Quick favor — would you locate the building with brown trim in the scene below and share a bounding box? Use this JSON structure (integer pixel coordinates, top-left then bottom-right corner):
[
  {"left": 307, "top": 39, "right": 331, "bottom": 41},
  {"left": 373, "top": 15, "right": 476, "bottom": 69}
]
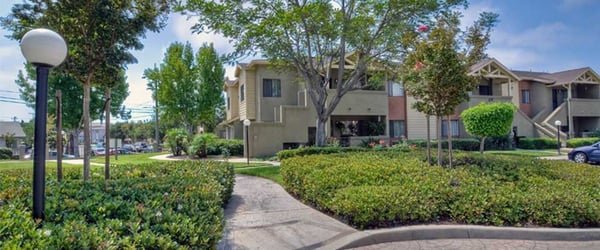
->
[{"left": 221, "top": 56, "right": 600, "bottom": 157}]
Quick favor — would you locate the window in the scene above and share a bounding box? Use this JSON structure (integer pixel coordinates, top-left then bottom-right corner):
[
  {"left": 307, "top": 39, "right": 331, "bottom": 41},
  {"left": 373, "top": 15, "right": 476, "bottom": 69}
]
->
[
  {"left": 389, "top": 120, "right": 405, "bottom": 138},
  {"left": 227, "top": 97, "right": 230, "bottom": 110},
  {"left": 441, "top": 120, "right": 459, "bottom": 137},
  {"left": 240, "top": 85, "right": 245, "bottom": 101},
  {"left": 263, "top": 79, "right": 281, "bottom": 97},
  {"left": 388, "top": 82, "right": 404, "bottom": 96},
  {"left": 478, "top": 85, "right": 491, "bottom": 95},
  {"left": 521, "top": 89, "right": 531, "bottom": 104}
]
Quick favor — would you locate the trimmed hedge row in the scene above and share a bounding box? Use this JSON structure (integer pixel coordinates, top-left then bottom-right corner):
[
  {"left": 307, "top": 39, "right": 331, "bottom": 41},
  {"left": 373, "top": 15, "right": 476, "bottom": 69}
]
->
[
  {"left": 566, "top": 137, "right": 599, "bottom": 148},
  {"left": 0, "top": 160, "right": 234, "bottom": 249},
  {"left": 407, "top": 137, "right": 512, "bottom": 151},
  {"left": 207, "top": 139, "right": 244, "bottom": 156},
  {"left": 277, "top": 146, "right": 369, "bottom": 160},
  {"left": 281, "top": 151, "right": 600, "bottom": 229},
  {"left": 0, "top": 147, "right": 12, "bottom": 159},
  {"left": 516, "top": 137, "right": 557, "bottom": 149}
]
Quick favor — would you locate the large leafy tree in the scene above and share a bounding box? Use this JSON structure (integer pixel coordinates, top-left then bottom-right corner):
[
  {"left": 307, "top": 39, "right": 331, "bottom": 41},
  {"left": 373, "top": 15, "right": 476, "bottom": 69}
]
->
[
  {"left": 461, "top": 102, "right": 516, "bottom": 154},
  {"left": 1, "top": 0, "right": 170, "bottom": 180},
  {"left": 150, "top": 42, "right": 201, "bottom": 134},
  {"left": 197, "top": 43, "right": 225, "bottom": 133},
  {"left": 401, "top": 11, "right": 498, "bottom": 166},
  {"left": 181, "top": 0, "right": 465, "bottom": 146},
  {"left": 144, "top": 42, "right": 225, "bottom": 134}
]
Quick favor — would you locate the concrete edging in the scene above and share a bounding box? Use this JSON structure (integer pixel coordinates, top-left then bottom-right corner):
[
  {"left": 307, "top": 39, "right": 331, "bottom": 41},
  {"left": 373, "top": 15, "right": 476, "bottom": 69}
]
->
[{"left": 318, "top": 225, "right": 600, "bottom": 250}]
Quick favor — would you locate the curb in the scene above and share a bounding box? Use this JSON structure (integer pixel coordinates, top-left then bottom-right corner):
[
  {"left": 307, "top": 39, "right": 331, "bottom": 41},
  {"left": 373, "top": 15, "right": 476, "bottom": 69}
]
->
[{"left": 317, "top": 225, "right": 600, "bottom": 250}]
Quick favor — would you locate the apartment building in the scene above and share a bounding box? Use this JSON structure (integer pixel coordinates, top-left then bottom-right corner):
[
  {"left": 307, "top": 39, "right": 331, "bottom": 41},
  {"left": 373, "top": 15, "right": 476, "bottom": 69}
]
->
[{"left": 221, "top": 56, "right": 600, "bottom": 157}]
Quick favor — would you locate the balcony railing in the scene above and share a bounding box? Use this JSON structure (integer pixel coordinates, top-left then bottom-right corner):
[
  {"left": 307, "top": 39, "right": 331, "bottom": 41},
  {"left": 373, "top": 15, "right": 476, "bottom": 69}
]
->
[
  {"left": 570, "top": 98, "right": 600, "bottom": 117},
  {"left": 468, "top": 95, "right": 513, "bottom": 107}
]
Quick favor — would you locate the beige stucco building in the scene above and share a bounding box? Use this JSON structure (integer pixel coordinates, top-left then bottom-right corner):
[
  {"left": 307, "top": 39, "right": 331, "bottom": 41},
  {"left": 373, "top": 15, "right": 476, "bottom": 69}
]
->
[{"left": 221, "top": 57, "right": 600, "bottom": 157}]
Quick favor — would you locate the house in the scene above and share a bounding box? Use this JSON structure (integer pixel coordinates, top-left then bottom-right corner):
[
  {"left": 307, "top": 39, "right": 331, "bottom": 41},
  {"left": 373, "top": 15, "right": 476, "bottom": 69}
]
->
[
  {"left": 0, "top": 121, "right": 26, "bottom": 154},
  {"left": 222, "top": 56, "right": 600, "bottom": 157}
]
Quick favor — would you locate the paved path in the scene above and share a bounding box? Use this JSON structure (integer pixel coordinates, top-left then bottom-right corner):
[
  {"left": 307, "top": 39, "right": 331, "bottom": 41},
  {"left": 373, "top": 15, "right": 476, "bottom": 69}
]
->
[{"left": 218, "top": 175, "right": 356, "bottom": 250}]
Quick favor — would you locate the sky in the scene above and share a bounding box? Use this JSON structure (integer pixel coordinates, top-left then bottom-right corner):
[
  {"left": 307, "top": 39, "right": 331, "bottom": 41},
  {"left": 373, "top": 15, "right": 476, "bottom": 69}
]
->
[{"left": 1, "top": 0, "right": 599, "bottom": 123}]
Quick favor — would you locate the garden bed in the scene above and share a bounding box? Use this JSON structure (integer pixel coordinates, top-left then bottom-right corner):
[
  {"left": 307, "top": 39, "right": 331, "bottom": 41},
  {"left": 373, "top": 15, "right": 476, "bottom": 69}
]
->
[
  {"left": 280, "top": 150, "right": 600, "bottom": 229},
  {"left": 0, "top": 161, "right": 234, "bottom": 249}
]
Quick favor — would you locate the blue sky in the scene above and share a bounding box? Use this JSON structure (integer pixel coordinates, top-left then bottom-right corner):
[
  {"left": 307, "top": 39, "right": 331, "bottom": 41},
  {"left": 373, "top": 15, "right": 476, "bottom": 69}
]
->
[{"left": 1, "top": 0, "right": 599, "bottom": 122}]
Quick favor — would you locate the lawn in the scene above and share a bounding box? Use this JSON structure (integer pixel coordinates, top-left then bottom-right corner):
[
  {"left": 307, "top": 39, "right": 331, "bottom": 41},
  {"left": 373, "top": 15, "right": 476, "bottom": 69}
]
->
[
  {"left": 90, "top": 152, "right": 168, "bottom": 165},
  {"left": 235, "top": 166, "right": 282, "bottom": 184},
  {"left": 0, "top": 160, "right": 80, "bottom": 170}
]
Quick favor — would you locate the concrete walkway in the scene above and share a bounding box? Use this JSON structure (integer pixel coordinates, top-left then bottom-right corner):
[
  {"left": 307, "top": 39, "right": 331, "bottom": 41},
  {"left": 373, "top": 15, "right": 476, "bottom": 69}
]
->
[{"left": 218, "top": 175, "right": 356, "bottom": 250}]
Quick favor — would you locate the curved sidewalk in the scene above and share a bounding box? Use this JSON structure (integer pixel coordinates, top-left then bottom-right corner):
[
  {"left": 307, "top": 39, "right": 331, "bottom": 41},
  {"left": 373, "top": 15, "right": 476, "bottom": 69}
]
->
[{"left": 225, "top": 175, "right": 600, "bottom": 250}]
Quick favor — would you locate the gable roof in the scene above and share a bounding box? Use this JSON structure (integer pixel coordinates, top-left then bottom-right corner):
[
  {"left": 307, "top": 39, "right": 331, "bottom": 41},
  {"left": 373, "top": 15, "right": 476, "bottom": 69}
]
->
[
  {"left": 0, "top": 122, "right": 26, "bottom": 138},
  {"left": 512, "top": 67, "right": 600, "bottom": 86},
  {"left": 469, "top": 58, "right": 520, "bottom": 82}
]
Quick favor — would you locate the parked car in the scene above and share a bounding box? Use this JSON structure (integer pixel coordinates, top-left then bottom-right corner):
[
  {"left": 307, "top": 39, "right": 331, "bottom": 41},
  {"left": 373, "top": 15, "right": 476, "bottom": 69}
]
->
[
  {"left": 568, "top": 141, "right": 600, "bottom": 164},
  {"left": 49, "top": 150, "right": 76, "bottom": 159}
]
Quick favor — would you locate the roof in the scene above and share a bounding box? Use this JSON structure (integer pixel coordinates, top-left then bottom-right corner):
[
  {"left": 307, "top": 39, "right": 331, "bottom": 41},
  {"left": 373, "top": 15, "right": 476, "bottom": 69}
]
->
[
  {"left": 512, "top": 67, "right": 599, "bottom": 86},
  {"left": 0, "top": 122, "right": 26, "bottom": 138}
]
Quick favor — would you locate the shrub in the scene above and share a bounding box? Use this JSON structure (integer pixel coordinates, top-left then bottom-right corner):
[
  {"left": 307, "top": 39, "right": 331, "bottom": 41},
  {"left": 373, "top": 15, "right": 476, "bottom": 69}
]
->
[
  {"left": 0, "top": 147, "right": 12, "bottom": 159},
  {"left": 517, "top": 137, "right": 557, "bottom": 149},
  {"left": 281, "top": 151, "right": 600, "bottom": 229},
  {"left": 207, "top": 139, "right": 244, "bottom": 156},
  {"left": 566, "top": 137, "right": 599, "bottom": 148},
  {"left": 0, "top": 160, "right": 234, "bottom": 248},
  {"left": 163, "top": 129, "right": 189, "bottom": 156},
  {"left": 276, "top": 146, "right": 368, "bottom": 160},
  {"left": 189, "top": 133, "right": 218, "bottom": 158}
]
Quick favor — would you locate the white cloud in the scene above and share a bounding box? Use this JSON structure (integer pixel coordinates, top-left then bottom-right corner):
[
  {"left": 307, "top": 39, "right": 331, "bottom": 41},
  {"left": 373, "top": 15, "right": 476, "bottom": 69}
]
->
[
  {"left": 492, "top": 23, "right": 569, "bottom": 50},
  {"left": 172, "top": 15, "right": 234, "bottom": 55},
  {"left": 461, "top": 1, "right": 498, "bottom": 28},
  {"left": 487, "top": 47, "right": 543, "bottom": 69}
]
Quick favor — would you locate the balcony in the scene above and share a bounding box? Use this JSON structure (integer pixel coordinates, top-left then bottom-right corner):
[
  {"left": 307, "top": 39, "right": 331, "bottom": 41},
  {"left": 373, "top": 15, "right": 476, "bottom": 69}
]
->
[
  {"left": 467, "top": 95, "right": 513, "bottom": 107},
  {"left": 570, "top": 98, "right": 600, "bottom": 117}
]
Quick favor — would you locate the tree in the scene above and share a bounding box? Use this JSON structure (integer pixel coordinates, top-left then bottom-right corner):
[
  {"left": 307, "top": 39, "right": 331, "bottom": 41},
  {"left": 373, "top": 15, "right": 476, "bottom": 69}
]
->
[
  {"left": 181, "top": 0, "right": 465, "bottom": 146},
  {"left": 2, "top": 0, "right": 170, "bottom": 180},
  {"left": 401, "top": 12, "right": 498, "bottom": 166},
  {"left": 145, "top": 42, "right": 225, "bottom": 134},
  {"left": 461, "top": 102, "right": 516, "bottom": 154},
  {"left": 197, "top": 43, "right": 225, "bottom": 133},
  {"left": 14, "top": 65, "right": 129, "bottom": 155}
]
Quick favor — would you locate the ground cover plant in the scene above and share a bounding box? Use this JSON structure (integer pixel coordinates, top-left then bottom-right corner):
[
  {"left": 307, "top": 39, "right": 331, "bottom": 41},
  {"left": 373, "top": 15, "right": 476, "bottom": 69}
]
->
[
  {"left": 0, "top": 160, "right": 234, "bottom": 249},
  {"left": 280, "top": 150, "right": 600, "bottom": 229}
]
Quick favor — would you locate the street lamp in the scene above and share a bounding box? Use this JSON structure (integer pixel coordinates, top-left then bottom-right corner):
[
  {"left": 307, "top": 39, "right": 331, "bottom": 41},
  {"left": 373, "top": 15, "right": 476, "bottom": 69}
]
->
[
  {"left": 243, "top": 119, "right": 251, "bottom": 166},
  {"left": 20, "top": 28, "right": 67, "bottom": 220},
  {"left": 554, "top": 120, "right": 562, "bottom": 155}
]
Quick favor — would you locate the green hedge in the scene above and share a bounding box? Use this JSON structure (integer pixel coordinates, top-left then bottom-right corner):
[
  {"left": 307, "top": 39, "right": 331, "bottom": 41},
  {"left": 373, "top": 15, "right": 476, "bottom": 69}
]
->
[
  {"left": 0, "top": 160, "right": 234, "bottom": 249},
  {"left": 281, "top": 151, "right": 600, "bottom": 229},
  {"left": 277, "top": 146, "right": 369, "bottom": 160},
  {"left": 566, "top": 137, "right": 599, "bottom": 148},
  {"left": 407, "top": 137, "right": 512, "bottom": 151},
  {"left": 207, "top": 139, "right": 244, "bottom": 156},
  {"left": 0, "top": 147, "right": 12, "bottom": 159},
  {"left": 516, "top": 137, "right": 557, "bottom": 149}
]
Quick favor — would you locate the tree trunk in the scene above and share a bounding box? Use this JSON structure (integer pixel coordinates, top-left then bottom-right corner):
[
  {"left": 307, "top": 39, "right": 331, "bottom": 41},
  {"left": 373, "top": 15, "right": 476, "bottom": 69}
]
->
[
  {"left": 83, "top": 81, "right": 91, "bottom": 181},
  {"left": 315, "top": 117, "right": 328, "bottom": 146},
  {"left": 104, "top": 88, "right": 111, "bottom": 180},
  {"left": 479, "top": 136, "right": 486, "bottom": 154},
  {"left": 426, "top": 115, "right": 431, "bottom": 165},
  {"left": 56, "top": 90, "right": 63, "bottom": 182},
  {"left": 447, "top": 115, "right": 453, "bottom": 168},
  {"left": 436, "top": 116, "right": 442, "bottom": 166}
]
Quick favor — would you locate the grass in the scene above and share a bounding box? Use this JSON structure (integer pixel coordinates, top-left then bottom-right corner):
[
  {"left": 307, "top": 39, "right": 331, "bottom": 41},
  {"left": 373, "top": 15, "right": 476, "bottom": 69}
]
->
[
  {"left": 90, "top": 152, "right": 167, "bottom": 165},
  {"left": 235, "top": 166, "right": 282, "bottom": 184},
  {"left": 0, "top": 160, "right": 80, "bottom": 170}
]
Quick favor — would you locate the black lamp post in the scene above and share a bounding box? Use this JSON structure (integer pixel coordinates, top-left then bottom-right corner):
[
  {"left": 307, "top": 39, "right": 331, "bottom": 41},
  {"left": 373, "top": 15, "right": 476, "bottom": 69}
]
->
[
  {"left": 554, "top": 120, "right": 562, "bottom": 155},
  {"left": 20, "top": 28, "right": 67, "bottom": 220},
  {"left": 243, "top": 119, "right": 251, "bottom": 166}
]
